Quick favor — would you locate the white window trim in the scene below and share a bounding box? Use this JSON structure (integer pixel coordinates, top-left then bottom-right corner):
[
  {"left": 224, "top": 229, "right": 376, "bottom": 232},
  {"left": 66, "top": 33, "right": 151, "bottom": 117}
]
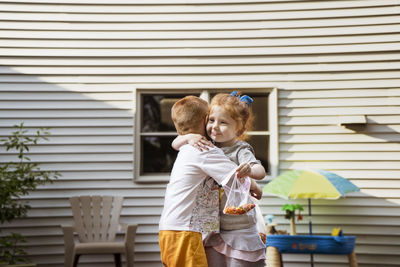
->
[
  {"left": 134, "top": 87, "right": 279, "bottom": 183},
  {"left": 267, "top": 87, "right": 279, "bottom": 181}
]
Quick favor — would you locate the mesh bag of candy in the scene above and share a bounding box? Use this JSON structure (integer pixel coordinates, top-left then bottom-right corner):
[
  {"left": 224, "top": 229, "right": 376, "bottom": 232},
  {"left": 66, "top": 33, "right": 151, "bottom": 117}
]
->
[{"left": 223, "top": 175, "right": 255, "bottom": 215}]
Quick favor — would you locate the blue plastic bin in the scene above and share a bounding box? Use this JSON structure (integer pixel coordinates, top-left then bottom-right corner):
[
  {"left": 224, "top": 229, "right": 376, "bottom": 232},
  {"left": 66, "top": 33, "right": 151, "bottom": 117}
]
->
[{"left": 266, "top": 235, "right": 355, "bottom": 254}]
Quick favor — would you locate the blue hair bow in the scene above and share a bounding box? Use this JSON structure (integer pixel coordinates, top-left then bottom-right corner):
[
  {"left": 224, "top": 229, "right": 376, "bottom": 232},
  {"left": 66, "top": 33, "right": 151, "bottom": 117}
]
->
[
  {"left": 230, "top": 91, "right": 239, "bottom": 97},
  {"left": 230, "top": 91, "right": 253, "bottom": 106}
]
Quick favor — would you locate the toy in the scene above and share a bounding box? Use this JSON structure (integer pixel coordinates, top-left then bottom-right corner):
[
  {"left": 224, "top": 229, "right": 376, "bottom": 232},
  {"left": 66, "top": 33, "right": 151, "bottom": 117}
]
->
[
  {"left": 282, "top": 203, "right": 304, "bottom": 235},
  {"left": 331, "top": 227, "right": 343, "bottom": 236},
  {"left": 265, "top": 214, "right": 288, "bottom": 236}
]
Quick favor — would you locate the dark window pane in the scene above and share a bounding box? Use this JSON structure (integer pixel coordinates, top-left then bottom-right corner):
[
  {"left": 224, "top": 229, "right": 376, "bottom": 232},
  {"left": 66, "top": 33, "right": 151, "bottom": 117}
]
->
[
  {"left": 139, "top": 91, "right": 270, "bottom": 177},
  {"left": 141, "top": 136, "right": 178, "bottom": 173},
  {"left": 251, "top": 94, "right": 269, "bottom": 131},
  {"left": 247, "top": 135, "right": 269, "bottom": 174},
  {"left": 141, "top": 94, "right": 192, "bottom": 132}
]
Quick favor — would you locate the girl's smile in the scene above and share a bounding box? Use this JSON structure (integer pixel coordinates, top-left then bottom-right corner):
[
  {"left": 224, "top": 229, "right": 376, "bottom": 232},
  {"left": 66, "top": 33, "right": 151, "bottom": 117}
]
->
[{"left": 206, "top": 106, "right": 238, "bottom": 147}]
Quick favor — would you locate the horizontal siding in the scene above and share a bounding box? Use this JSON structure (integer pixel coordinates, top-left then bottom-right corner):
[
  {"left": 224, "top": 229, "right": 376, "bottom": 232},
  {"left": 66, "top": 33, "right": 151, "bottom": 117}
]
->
[
  {"left": 2, "top": 15, "right": 400, "bottom": 31},
  {"left": 0, "top": 1, "right": 398, "bottom": 12},
  {"left": 1, "top": 44, "right": 399, "bottom": 55},
  {"left": 0, "top": 7, "right": 399, "bottom": 21},
  {"left": 1, "top": 73, "right": 400, "bottom": 84},
  {"left": 0, "top": 0, "right": 399, "bottom": 267},
  {"left": 1, "top": 53, "right": 400, "bottom": 66},
  {"left": 0, "top": 83, "right": 141, "bottom": 266},
  {"left": 2, "top": 62, "right": 400, "bottom": 74},
  {"left": 1, "top": 26, "right": 400, "bottom": 39}
]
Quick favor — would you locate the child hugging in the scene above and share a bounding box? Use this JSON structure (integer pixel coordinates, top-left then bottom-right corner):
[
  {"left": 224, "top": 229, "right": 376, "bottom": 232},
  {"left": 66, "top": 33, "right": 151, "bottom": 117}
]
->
[{"left": 174, "top": 91, "right": 266, "bottom": 267}]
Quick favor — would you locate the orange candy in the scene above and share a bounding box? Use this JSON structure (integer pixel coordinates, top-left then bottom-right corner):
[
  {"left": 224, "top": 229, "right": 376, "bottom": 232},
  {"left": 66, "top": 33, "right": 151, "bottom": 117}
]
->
[
  {"left": 259, "top": 233, "right": 267, "bottom": 244},
  {"left": 224, "top": 203, "right": 255, "bottom": 215}
]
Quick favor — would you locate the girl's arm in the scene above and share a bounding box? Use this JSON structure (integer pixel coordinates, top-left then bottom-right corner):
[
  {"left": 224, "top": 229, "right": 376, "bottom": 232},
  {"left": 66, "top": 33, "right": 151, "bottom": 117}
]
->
[
  {"left": 172, "top": 134, "right": 213, "bottom": 151},
  {"left": 249, "top": 163, "right": 266, "bottom": 180},
  {"left": 236, "top": 162, "right": 266, "bottom": 180},
  {"left": 250, "top": 179, "right": 262, "bottom": 200}
]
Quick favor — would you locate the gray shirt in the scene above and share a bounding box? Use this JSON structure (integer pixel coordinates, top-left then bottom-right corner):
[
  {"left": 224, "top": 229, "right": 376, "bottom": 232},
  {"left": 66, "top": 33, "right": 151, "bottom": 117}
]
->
[
  {"left": 205, "top": 140, "right": 265, "bottom": 252},
  {"left": 220, "top": 141, "right": 260, "bottom": 231}
]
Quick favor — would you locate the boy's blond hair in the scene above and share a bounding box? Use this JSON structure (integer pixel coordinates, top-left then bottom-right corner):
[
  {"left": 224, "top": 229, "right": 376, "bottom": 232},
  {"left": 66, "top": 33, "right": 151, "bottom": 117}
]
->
[{"left": 171, "top": 95, "right": 209, "bottom": 135}]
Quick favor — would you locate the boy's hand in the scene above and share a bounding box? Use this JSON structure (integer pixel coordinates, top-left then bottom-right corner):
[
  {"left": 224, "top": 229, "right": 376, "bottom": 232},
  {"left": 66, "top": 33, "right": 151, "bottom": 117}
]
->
[
  {"left": 236, "top": 162, "right": 251, "bottom": 178},
  {"left": 188, "top": 134, "right": 213, "bottom": 151}
]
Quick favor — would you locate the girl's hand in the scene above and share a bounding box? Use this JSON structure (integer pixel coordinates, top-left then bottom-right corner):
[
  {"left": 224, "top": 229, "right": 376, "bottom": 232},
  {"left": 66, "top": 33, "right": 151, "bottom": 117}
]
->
[
  {"left": 236, "top": 162, "right": 251, "bottom": 178},
  {"left": 250, "top": 179, "right": 262, "bottom": 200},
  {"left": 172, "top": 134, "right": 213, "bottom": 151},
  {"left": 250, "top": 187, "right": 262, "bottom": 200},
  {"left": 188, "top": 134, "right": 213, "bottom": 151}
]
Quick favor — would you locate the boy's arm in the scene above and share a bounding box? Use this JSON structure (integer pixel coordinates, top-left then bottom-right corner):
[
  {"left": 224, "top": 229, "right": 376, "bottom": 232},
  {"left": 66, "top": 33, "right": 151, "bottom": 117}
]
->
[
  {"left": 201, "top": 148, "right": 238, "bottom": 186},
  {"left": 171, "top": 134, "right": 213, "bottom": 151}
]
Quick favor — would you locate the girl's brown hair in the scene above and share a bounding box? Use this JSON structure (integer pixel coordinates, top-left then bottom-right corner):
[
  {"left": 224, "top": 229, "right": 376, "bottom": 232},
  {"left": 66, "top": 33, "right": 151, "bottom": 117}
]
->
[{"left": 209, "top": 92, "right": 254, "bottom": 140}]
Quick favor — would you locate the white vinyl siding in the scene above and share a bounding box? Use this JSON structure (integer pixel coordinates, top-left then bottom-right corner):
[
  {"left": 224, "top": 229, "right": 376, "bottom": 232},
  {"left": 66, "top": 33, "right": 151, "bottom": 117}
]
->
[{"left": 0, "top": 0, "right": 399, "bottom": 266}]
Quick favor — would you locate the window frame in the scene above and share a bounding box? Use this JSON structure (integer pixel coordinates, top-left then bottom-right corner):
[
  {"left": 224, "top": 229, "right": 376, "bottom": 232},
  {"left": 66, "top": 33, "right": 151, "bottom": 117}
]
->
[{"left": 134, "top": 88, "right": 278, "bottom": 183}]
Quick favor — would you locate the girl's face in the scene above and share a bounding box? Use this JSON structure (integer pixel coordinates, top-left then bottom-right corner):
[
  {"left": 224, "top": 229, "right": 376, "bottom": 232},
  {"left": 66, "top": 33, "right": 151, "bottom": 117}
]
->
[{"left": 206, "top": 105, "right": 238, "bottom": 147}]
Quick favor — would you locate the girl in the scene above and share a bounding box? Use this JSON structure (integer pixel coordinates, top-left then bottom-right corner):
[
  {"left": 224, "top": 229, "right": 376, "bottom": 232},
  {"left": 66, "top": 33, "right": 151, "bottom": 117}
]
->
[{"left": 173, "top": 91, "right": 266, "bottom": 267}]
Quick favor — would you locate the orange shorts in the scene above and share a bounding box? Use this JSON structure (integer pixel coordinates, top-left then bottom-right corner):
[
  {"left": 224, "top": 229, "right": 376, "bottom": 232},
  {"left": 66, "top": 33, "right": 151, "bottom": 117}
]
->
[{"left": 159, "top": 230, "right": 208, "bottom": 267}]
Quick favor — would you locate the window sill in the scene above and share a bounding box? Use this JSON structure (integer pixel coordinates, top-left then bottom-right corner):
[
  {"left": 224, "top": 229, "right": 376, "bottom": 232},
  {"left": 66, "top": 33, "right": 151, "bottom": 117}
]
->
[{"left": 135, "top": 174, "right": 170, "bottom": 183}]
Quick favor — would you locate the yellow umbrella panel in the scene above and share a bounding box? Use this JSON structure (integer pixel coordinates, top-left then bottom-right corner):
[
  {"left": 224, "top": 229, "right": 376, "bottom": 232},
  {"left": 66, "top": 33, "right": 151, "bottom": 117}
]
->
[{"left": 288, "top": 171, "right": 341, "bottom": 200}]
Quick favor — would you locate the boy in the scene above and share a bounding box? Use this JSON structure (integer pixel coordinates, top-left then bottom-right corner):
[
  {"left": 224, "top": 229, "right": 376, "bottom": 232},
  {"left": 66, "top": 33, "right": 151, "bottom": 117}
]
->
[{"left": 159, "top": 96, "right": 238, "bottom": 267}]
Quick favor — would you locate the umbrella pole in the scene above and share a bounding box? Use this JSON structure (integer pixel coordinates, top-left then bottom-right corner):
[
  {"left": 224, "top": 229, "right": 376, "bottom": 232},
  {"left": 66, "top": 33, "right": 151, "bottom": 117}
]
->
[
  {"left": 308, "top": 198, "right": 312, "bottom": 235},
  {"left": 309, "top": 198, "right": 314, "bottom": 267}
]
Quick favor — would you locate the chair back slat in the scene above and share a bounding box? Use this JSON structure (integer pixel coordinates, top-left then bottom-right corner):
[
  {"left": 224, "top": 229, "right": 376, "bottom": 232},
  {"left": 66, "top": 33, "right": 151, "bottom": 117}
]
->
[
  {"left": 92, "top": 196, "right": 102, "bottom": 241},
  {"left": 69, "top": 195, "right": 123, "bottom": 243},
  {"left": 99, "top": 196, "right": 113, "bottom": 241},
  {"left": 70, "top": 197, "right": 88, "bottom": 242},
  {"left": 108, "top": 196, "right": 124, "bottom": 241},
  {"left": 81, "top": 196, "right": 95, "bottom": 242}
]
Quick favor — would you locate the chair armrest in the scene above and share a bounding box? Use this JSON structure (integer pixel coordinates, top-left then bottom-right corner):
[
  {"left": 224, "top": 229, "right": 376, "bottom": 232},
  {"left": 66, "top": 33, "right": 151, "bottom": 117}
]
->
[
  {"left": 61, "top": 224, "right": 75, "bottom": 248},
  {"left": 124, "top": 224, "right": 138, "bottom": 250}
]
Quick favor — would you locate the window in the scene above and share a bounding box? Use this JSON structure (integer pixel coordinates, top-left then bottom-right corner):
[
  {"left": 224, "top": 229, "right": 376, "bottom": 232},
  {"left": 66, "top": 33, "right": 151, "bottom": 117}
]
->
[{"left": 134, "top": 89, "right": 278, "bottom": 182}]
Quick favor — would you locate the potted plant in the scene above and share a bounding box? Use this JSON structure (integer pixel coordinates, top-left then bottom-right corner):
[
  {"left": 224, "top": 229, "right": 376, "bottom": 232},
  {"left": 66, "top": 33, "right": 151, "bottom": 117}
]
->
[
  {"left": 0, "top": 123, "right": 60, "bottom": 266},
  {"left": 282, "top": 203, "right": 304, "bottom": 235}
]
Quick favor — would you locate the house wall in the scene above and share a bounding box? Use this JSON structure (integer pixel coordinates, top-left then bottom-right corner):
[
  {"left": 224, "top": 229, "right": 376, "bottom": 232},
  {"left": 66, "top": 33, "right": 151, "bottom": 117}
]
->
[{"left": 0, "top": 0, "right": 399, "bottom": 266}]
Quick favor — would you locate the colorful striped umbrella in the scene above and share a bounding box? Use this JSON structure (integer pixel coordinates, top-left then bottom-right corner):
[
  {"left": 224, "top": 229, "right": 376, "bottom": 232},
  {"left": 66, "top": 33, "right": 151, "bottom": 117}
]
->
[
  {"left": 263, "top": 169, "right": 360, "bottom": 267},
  {"left": 263, "top": 169, "right": 360, "bottom": 234},
  {"left": 263, "top": 169, "right": 360, "bottom": 201}
]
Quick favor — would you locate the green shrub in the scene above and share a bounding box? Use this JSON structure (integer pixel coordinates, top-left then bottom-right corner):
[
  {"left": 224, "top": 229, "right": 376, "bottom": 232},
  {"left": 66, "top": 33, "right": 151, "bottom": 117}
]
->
[{"left": 0, "top": 123, "right": 60, "bottom": 265}]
